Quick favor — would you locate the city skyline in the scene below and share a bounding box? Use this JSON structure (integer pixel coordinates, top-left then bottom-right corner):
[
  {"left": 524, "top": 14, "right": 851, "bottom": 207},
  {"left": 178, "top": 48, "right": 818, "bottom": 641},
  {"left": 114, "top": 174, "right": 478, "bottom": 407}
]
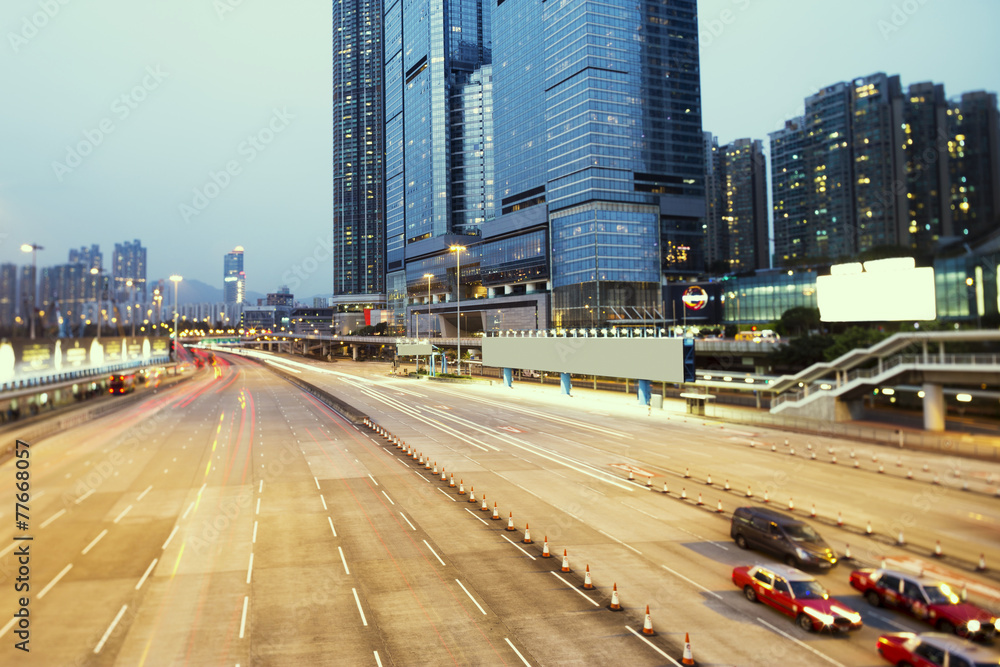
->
[{"left": 1, "top": 1, "right": 999, "bottom": 295}]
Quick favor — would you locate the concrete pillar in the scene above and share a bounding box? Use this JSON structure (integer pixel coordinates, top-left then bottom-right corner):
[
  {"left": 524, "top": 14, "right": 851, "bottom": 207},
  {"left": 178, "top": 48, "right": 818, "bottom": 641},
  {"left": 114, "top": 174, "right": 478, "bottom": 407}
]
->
[
  {"left": 505, "top": 285, "right": 515, "bottom": 295},
  {"left": 488, "top": 287, "right": 496, "bottom": 298},
  {"left": 637, "top": 379, "right": 651, "bottom": 406},
  {"left": 922, "top": 383, "right": 945, "bottom": 432},
  {"left": 503, "top": 368, "right": 513, "bottom": 388},
  {"left": 351, "top": 344, "right": 358, "bottom": 361},
  {"left": 441, "top": 356, "right": 448, "bottom": 374},
  {"left": 560, "top": 372, "right": 571, "bottom": 396},
  {"left": 525, "top": 283, "right": 536, "bottom": 294},
  {"left": 430, "top": 355, "right": 436, "bottom": 376}
]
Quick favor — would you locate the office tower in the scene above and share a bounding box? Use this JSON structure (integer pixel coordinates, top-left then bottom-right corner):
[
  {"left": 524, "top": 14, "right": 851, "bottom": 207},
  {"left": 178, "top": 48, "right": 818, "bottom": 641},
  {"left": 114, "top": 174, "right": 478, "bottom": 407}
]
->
[
  {"left": 333, "top": 0, "right": 385, "bottom": 300},
  {"left": 714, "top": 138, "right": 768, "bottom": 272},
  {"left": 948, "top": 91, "right": 1000, "bottom": 239},
  {"left": 904, "top": 82, "right": 952, "bottom": 250},
  {"left": 0, "top": 264, "right": 16, "bottom": 328},
  {"left": 491, "top": 0, "right": 705, "bottom": 328},
  {"left": 450, "top": 65, "right": 495, "bottom": 234},
  {"left": 770, "top": 119, "right": 811, "bottom": 265},
  {"left": 703, "top": 134, "right": 724, "bottom": 271},
  {"left": 851, "top": 73, "right": 908, "bottom": 252},
  {"left": 112, "top": 239, "right": 147, "bottom": 302},
  {"left": 223, "top": 246, "right": 246, "bottom": 305}
]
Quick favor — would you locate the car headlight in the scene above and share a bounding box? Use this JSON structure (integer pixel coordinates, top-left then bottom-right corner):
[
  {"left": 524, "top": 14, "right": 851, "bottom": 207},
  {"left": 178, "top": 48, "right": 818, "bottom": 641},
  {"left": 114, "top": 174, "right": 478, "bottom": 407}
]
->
[
  {"left": 795, "top": 548, "right": 810, "bottom": 560},
  {"left": 994, "top": 618, "right": 1000, "bottom": 632},
  {"left": 831, "top": 605, "right": 861, "bottom": 623},
  {"left": 967, "top": 620, "right": 981, "bottom": 633},
  {"left": 804, "top": 607, "right": 834, "bottom": 625}
]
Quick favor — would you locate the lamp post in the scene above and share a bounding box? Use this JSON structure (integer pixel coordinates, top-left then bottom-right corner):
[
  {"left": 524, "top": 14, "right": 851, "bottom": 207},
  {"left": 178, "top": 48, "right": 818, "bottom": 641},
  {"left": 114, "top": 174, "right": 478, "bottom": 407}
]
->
[
  {"left": 20, "top": 243, "right": 43, "bottom": 339},
  {"left": 420, "top": 273, "right": 434, "bottom": 372},
  {"left": 170, "top": 275, "right": 183, "bottom": 362},
  {"left": 449, "top": 245, "right": 466, "bottom": 375}
]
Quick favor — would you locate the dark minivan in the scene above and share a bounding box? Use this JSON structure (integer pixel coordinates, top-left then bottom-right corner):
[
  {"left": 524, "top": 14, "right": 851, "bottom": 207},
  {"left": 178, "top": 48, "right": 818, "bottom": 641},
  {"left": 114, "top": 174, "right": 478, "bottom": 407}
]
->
[{"left": 731, "top": 507, "right": 838, "bottom": 569}]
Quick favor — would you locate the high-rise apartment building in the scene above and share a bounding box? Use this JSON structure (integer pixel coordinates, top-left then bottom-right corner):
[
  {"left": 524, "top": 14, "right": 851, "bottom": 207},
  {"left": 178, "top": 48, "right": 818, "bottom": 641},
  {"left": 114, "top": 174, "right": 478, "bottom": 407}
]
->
[
  {"left": 705, "top": 137, "right": 768, "bottom": 272},
  {"left": 334, "top": 0, "right": 385, "bottom": 302},
  {"left": 112, "top": 239, "right": 147, "bottom": 303},
  {"left": 948, "top": 91, "right": 1000, "bottom": 239},
  {"left": 904, "top": 82, "right": 952, "bottom": 250},
  {"left": 703, "top": 134, "right": 724, "bottom": 272},
  {"left": 223, "top": 247, "right": 246, "bottom": 305},
  {"left": 68, "top": 245, "right": 102, "bottom": 271},
  {"left": 771, "top": 119, "right": 811, "bottom": 265},
  {"left": 0, "top": 264, "right": 17, "bottom": 328}
]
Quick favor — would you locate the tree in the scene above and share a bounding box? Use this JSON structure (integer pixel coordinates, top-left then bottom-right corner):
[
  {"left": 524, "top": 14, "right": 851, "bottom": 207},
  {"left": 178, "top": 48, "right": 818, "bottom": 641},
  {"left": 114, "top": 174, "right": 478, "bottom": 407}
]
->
[
  {"left": 822, "top": 326, "right": 889, "bottom": 362},
  {"left": 766, "top": 335, "right": 834, "bottom": 371},
  {"left": 778, "top": 307, "right": 821, "bottom": 337}
]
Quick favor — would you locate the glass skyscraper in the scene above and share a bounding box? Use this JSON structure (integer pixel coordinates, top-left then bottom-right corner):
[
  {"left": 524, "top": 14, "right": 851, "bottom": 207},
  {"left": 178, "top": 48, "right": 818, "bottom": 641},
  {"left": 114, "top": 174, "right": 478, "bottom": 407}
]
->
[
  {"left": 704, "top": 135, "right": 768, "bottom": 273},
  {"left": 223, "top": 246, "right": 246, "bottom": 305},
  {"left": 111, "top": 239, "right": 147, "bottom": 303}
]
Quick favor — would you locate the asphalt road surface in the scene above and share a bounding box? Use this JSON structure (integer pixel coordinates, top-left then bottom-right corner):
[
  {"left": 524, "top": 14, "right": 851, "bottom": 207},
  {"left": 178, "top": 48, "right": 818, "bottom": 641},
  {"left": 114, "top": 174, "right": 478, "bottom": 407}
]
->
[{"left": 1, "top": 351, "right": 998, "bottom": 666}]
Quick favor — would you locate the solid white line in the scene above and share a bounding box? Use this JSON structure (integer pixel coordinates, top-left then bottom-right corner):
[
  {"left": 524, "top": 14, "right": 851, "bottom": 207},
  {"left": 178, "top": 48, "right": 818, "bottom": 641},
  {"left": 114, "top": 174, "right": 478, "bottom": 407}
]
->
[
  {"left": 328, "top": 517, "right": 338, "bottom": 537},
  {"left": 0, "top": 616, "right": 17, "bottom": 638},
  {"left": 623, "top": 542, "right": 642, "bottom": 555},
  {"left": 399, "top": 512, "right": 417, "bottom": 530},
  {"left": 314, "top": 476, "right": 321, "bottom": 490},
  {"left": 352, "top": 587, "right": 368, "bottom": 626},
  {"left": 82, "top": 529, "right": 109, "bottom": 555},
  {"left": 549, "top": 571, "right": 600, "bottom": 607},
  {"left": 465, "top": 508, "right": 490, "bottom": 525},
  {"left": 867, "top": 610, "right": 913, "bottom": 631},
  {"left": 455, "top": 579, "right": 487, "bottom": 615},
  {"left": 246, "top": 553, "right": 254, "bottom": 584},
  {"left": 113, "top": 504, "right": 133, "bottom": 524},
  {"left": 197, "top": 483, "right": 206, "bottom": 496},
  {"left": 505, "top": 638, "right": 532, "bottom": 667},
  {"left": 423, "top": 540, "right": 446, "bottom": 566},
  {"left": 252, "top": 521, "right": 258, "bottom": 544},
  {"left": 414, "top": 470, "right": 431, "bottom": 482},
  {"left": 625, "top": 626, "right": 681, "bottom": 666},
  {"left": 94, "top": 605, "right": 128, "bottom": 653},
  {"left": 75, "top": 488, "right": 95, "bottom": 504},
  {"left": 258, "top": 480, "right": 263, "bottom": 493},
  {"left": 135, "top": 558, "right": 158, "bottom": 590},
  {"left": 374, "top": 650, "right": 383, "bottom": 667},
  {"left": 182, "top": 501, "right": 195, "bottom": 519},
  {"left": 436, "top": 488, "right": 457, "bottom": 502},
  {"left": 338, "top": 546, "right": 350, "bottom": 574},
  {"left": 661, "top": 564, "right": 723, "bottom": 600},
  {"left": 37, "top": 563, "right": 73, "bottom": 599},
  {"left": 137, "top": 485, "right": 153, "bottom": 501},
  {"left": 255, "top": 498, "right": 261, "bottom": 515},
  {"left": 40, "top": 508, "right": 66, "bottom": 528},
  {"left": 239, "top": 596, "right": 249, "bottom": 638},
  {"left": 162, "top": 526, "right": 179, "bottom": 549},
  {"left": 501, "top": 535, "right": 537, "bottom": 561},
  {"left": 368, "top": 473, "right": 379, "bottom": 486},
  {"left": 320, "top": 495, "right": 328, "bottom": 510},
  {"left": 757, "top": 618, "right": 846, "bottom": 666},
  {"left": 381, "top": 490, "right": 395, "bottom": 505}
]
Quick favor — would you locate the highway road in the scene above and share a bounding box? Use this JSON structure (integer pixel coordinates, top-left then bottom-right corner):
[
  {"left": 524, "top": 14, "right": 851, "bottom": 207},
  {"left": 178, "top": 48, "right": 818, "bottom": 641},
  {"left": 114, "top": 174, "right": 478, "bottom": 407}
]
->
[{"left": 1, "top": 350, "right": 998, "bottom": 666}]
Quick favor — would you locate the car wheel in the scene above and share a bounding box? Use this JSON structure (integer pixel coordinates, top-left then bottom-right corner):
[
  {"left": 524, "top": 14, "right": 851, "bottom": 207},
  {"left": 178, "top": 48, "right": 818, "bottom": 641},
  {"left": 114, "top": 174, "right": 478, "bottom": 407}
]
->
[
  {"left": 937, "top": 619, "right": 956, "bottom": 635},
  {"left": 744, "top": 586, "right": 758, "bottom": 603},
  {"left": 865, "top": 590, "right": 882, "bottom": 607},
  {"left": 735, "top": 535, "right": 748, "bottom": 549},
  {"left": 897, "top": 663, "right": 914, "bottom": 667},
  {"left": 797, "top": 614, "right": 814, "bottom": 632}
]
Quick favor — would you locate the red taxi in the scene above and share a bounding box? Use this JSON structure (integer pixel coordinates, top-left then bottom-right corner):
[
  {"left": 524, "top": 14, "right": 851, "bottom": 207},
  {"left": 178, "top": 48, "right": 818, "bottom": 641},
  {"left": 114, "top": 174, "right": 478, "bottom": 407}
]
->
[
  {"left": 733, "top": 563, "right": 863, "bottom": 633},
  {"left": 877, "top": 632, "right": 1000, "bottom": 666}
]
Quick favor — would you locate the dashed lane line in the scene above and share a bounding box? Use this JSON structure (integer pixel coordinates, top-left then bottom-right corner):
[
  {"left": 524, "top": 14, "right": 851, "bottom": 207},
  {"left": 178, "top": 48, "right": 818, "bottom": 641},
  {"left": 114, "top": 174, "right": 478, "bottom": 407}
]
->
[
  {"left": 505, "top": 638, "right": 533, "bottom": 667},
  {"left": 436, "top": 487, "right": 457, "bottom": 502},
  {"left": 40, "top": 508, "right": 66, "bottom": 529},
  {"left": 549, "top": 572, "right": 600, "bottom": 607},
  {"left": 239, "top": 596, "right": 249, "bottom": 639},
  {"left": 135, "top": 558, "right": 158, "bottom": 590},
  {"left": 328, "top": 517, "right": 338, "bottom": 537},
  {"left": 37, "top": 563, "right": 73, "bottom": 599},
  {"left": 660, "top": 564, "right": 723, "bottom": 600},
  {"left": 338, "top": 546, "right": 350, "bottom": 574},
  {"left": 82, "top": 530, "right": 109, "bottom": 555},
  {"left": 113, "top": 505, "right": 133, "bottom": 524},
  {"left": 625, "top": 626, "right": 682, "bottom": 666},
  {"left": 162, "top": 526, "right": 179, "bottom": 550},
  {"left": 352, "top": 588, "right": 368, "bottom": 627},
  {"left": 501, "top": 535, "right": 537, "bottom": 561},
  {"left": 455, "top": 579, "right": 487, "bottom": 615},
  {"left": 399, "top": 512, "right": 417, "bottom": 530},
  {"left": 381, "top": 490, "right": 395, "bottom": 505},
  {"left": 94, "top": 604, "right": 128, "bottom": 654},
  {"left": 423, "top": 539, "right": 447, "bottom": 566},
  {"left": 756, "top": 618, "right": 846, "bottom": 667}
]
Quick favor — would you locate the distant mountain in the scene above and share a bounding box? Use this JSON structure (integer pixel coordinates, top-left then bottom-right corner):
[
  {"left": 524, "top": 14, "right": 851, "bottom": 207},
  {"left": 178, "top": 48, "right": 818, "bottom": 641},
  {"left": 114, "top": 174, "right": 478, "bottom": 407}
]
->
[{"left": 173, "top": 278, "right": 264, "bottom": 305}]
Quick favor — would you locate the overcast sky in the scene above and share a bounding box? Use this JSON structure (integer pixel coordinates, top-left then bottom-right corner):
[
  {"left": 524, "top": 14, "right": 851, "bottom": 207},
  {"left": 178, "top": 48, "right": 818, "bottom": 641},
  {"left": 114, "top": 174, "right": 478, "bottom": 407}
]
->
[{"left": 1, "top": 1, "right": 998, "bottom": 300}]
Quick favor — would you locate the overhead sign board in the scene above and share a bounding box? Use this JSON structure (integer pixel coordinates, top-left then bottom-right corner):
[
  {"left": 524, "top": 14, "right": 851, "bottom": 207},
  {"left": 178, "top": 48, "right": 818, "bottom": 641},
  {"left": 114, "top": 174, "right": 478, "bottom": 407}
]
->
[
  {"left": 396, "top": 341, "right": 433, "bottom": 356},
  {"left": 483, "top": 337, "right": 687, "bottom": 382}
]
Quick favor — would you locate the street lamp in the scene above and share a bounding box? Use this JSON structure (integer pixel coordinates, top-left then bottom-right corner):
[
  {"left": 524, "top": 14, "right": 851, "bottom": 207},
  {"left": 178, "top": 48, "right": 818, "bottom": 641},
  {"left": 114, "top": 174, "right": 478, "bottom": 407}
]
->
[
  {"left": 449, "top": 245, "right": 466, "bottom": 375},
  {"left": 170, "top": 275, "right": 183, "bottom": 361},
  {"left": 21, "top": 243, "right": 43, "bottom": 339}
]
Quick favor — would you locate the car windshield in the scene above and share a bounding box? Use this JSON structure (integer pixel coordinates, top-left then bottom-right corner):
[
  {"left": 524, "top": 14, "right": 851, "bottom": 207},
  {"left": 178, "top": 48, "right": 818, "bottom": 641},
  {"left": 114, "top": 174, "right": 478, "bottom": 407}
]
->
[
  {"left": 923, "top": 583, "right": 960, "bottom": 605},
  {"left": 789, "top": 580, "right": 827, "bottom": 599},
  {"left": 782, "top": 524, "right": 821, "bottom": 543}
]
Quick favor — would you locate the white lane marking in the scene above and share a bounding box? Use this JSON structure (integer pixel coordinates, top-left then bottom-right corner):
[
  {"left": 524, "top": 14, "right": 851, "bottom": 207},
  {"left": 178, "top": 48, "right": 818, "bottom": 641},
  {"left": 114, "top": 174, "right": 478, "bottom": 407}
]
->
[
  {"left": 374, "top": 650, "right": 383, "bottom": 667},
  {"left": 197, "top": 483, "right": 206, "bottom": 496},
  {"left": 0, "top": 616, "right": 17, "bottom": 638},
  {"left": 252, "top": 521, "right": 258, "bottom": 544},
  {"left": 455, "top": 579, "right": 487, "bottom": 615},
  {"left": 239, "top": 596, "right": 249, "bottom": 639},
  {"left": 625, "top": 626, "right": 682, "bottom": 666},
  {"left": 394, "top": 457, "right": 409, "bottom": 468},
  {"left": 94, "top": 604, "right": 129, "bottom": 653},
  {"left": 255, "top": 498, "right": 261, "bottom": 515},
  {"left": 436, "top": 488, "right": 457, "bottom": 502},
  {"left": 137, "top": 485, "right": 153, "bottom": 501},
  {"left": 501, "top": 535, "right": 537, "bottom": 561},
  {"left": 352, "top": 588, "right": 368, "bottom": 626},
  {"left": 756, "top": 618, "right": 846, "bottom": 666},
  {"left": 75, "top": 488, "right": 96, "bottom": 504},
  {"left": 549, "top": 572, "right": 601, "bottom": 607},
  {"left": 182, "top": 502, "right": 195, "bottom": 519},
  {"left": 113, "top": 505, "right": 133, "bottom": 524},
  {"left": 596, "top": 529, "right": 642, "bottom": 555},
  {"left": 660, "top": 564, "right": 723, "bottom": 600},
  {"left": 82, "top": 529, "right": 109, "bottom": 555},
  {"left": 338, "top": 546, "right": 350, "bottom": 574},
  {"left": 328, "top": 517, "right": 338, "bottom": 537},
  {"left": 505, "top": 638, "right": 533, "bottom": 667},
  {"left": 368, "top": 474, "right": 379, "bottom": 486},
  {"left": 37, "top": 563, "right": 73, "bottom": 599},
  {"left": 399, "top": 512, "right": 417, "bottom": 531},
  {"left": 135, "top": 558, "right": 158, "bottom": 590},
  {"left": 414, "top": 470, "right": 431, "bottom": 483},
  {"left": 867, "top": 610, "right": 914, "bottom": 631},
  {"left": 40, "top": 508, "right": 66, "bottom": 529},
  {"left": 381, "top": 490, "right": 395, "bottom": 505},
  {"left": 320, "top": 495, "right": 328, "bottom": 510},
  {"left": 466, "top": 508, "right": 489, "bottom": 525},
  {"left": 423, "top": 540, "right": 447, "bottom": 566},
  {"left": 246, "top": 553, "right": 254, "bottom": 584},
  {"left": 162, "top": 526, "right": 179, "bottom": 549},
  {"left": 0, "top": 542, "right": 17, "bottom": 558},
  {"left": 258, "top": 480, "right": 263, "bottom": 493},
  {"left": 314, "top": 476, "right": 321, "bottom": 490}
]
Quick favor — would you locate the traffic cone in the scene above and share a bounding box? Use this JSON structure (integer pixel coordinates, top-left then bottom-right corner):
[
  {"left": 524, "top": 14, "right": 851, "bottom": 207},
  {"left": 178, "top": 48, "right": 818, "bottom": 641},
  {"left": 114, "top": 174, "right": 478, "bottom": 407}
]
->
[
  {"left": 449, "top": 473, "right": 456, "bottom": 487},
  {"left": 746, "top": 485, "right": 752, "bottom": 498},
  {"left": 866, "top": 520, "right": 873, "bottom": 536},
  {"left": 663, "top": 482, "right": 669, "bottom": 494},
  {"left": 923, "top": 463, "right": 930, "bottom": 472},
  {"left": 458, "top": 479, "right": 465, "bottom": 494},
  {"left": 696, "top": 493, "right": 703, "bottom": 506},
  {"left": 896, "top": 457, "right": 903, "bottom": 467},
  {"left": 646, "top": 476, "right": 652, "bottom": 488},
  {"left": 763, "top": 490, "right": 770, "bottom": 503},
  {"left": 480, "top": 494, "right": 489, "bottom": 511},
  {"left": 978, "top": 553, "right": 987, "bottom": 571},
  {"left": 523, "top": 524, "right": 532, "bottom": 544},
  {"left": 706, "top": 474, "right": 712, "bottom": 485},
  {"left": 418, "top": 453, "right": 424, "bottom": 465},
  {"left": 831, "top": 455, "right": 837, "bottom": 464},
  {"left": 506, "top": 512, "right": 516, "bottom": 531},
  {"left": 642, "top": 605, "right": 654, "bottom": 635},
  {"left": 844, "top": 544, "right": 852, "bottom": 560},
  {"left": 907, "top": 469, "right": 913, "bottom": 479},
  {"left": 849, "top": 449, "right": 855, "bottom": 458},
  {"left": 807, "top": 443, "right": 812, "bottom": 450},
  {"left": 491, "top": 502, "right": 500, "bottom": 520},
  {"left": 853, "top": 459, "right": 860, "bottom": 469},
  {"left": 810, "top": 452, "right": 817, "bottom": 460},
  {"left": 790, "top": 447, "right": 795, "bottom": 456},
  {"left": 716, "top": 499, "right": 723, "bottom": 513},
  {"left": 684, "top": 467, "right": 690, "bottom": 478},
  {"left": 609, "top": 583, "right": 621, "bottom": 611},
  {"left": 933, "top": 474, "right": 940, "bottom": 485},
  {"left": 681, "top": 488, "right": 687, "bottom": 500},
  {"left": 771, "top": 444, "right": 777, "bottom": 452},
  {"left": 441, "top": 468, "right": 448, "bottom": 482},
  {"left": 682, "top": 633, "right": 694, "bottom": 665},
  {"left": 628, "top": 470, "right": 634, "bottom": 481},
  {"left": 810, "top": 503, "right": 816, "bottom": 518},
  {"left": 897, "top": 529, "right": 905, "bottom": 546},
  {"left": 468, "top": 486, "right": 476, "bottom": 502},
  {"left": 425, "top": 458, "right": 432, "bottom": 470},
  {"left": 788, "top": 497, "right": 794, "bottom": 511},
  {"left": 432, "top": 462, "right": 438, "bottom": 474},
  {"left": 933, "top": 540, "right": 943, "bottom": 558},
  {"left": 837, "top": 511, "right": 843, "bottom": 527},
  {"left": 871, "top": 453, "right": 878, "bottom": 462},
  {"left": 878, "top": 464, "right": 884, "bottom": 474},
  {"left": 724, "top": 479, "right": 730, "bottom": 491},
  {"left": 561, "top": 549, "right": 570, "bottom": 572},
  {"left": 583, "top": 565, "right": 593, "bottom": 589},
  {"left": 542, "top": 536, "right": 551, "bottom": 557}
]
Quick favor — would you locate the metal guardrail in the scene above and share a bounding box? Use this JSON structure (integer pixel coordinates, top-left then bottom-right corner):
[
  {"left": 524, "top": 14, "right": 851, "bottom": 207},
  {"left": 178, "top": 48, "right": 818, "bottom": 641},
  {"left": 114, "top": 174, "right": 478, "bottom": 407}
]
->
[{"left": 0, "top": 355, "right": 172, "bottom": 396}]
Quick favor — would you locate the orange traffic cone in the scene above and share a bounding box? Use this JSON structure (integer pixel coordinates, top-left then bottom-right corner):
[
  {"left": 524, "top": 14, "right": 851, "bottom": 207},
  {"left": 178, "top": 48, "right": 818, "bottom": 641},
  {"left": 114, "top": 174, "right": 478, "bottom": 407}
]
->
[
  {"left": 458, "top": 479, "right": 465, "bottom": 495},
  {"left": 480, "top": 494, "right": 489, "bottom": 511},
  {"left": 523, "top": 524, "right": 532, "bottom": 544},
  {"left": 432, "top": 462, "right": 438, "bottom": 474},
  {"left": 933, "top": 540, "right": 943, "bottom": 558},
  {"left": 468, "top": 486, "right": 476, "bottom": 503},
  {"left": 642, "top": 605, "right": 654, "bottom": 635},
  {"left": 583, "top": 565, "right": 593, "bottom": 589},
  {"left": 609, "top": 583, "right": 621, "bottom": 611},
  {"left": 682, "top": 633, "right": 694, "bottom": 664},
  {"left": 716, "top": 499, "right": 723, "bottom": 513},
  {"left": 506, "top": 512, "right": 516, "bottom": 531},
  {"left": 541, "top": 536, "right": 551, "bottom": 558},
  {"left": 491, "top": 502, "right": 500, "bottom": 520},
  {"left": 441, "top": 468, "right": 448, "bottom": 482},
  {"left": 561, "top": 549, "right": 570, "bottom": 572},
  {"left": 449, "top": 473, "right": 456, "bottom": 488}
]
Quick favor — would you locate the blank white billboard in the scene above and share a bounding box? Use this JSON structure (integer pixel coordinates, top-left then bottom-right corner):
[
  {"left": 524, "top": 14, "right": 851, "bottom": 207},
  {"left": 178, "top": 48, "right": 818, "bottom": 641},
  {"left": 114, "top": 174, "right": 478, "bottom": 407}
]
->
[{"left": 817, "top": 267, "right": 936, "bottom": 322}]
